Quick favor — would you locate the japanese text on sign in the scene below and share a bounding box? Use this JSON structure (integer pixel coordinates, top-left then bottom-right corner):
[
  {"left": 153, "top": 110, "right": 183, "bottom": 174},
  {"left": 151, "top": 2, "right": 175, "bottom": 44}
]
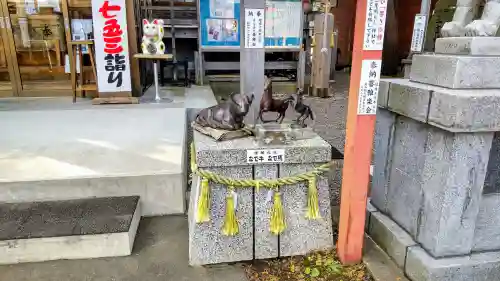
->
[
  {"left": 246, "top": 149, "right": 285, "bottom": 164},
  {"left": 92, "top": 0, "right": 132, "bottom": 93},
  {"left": 410, "top": 14, "right": 427, "bottom": 52},
  {"left": 363, "top": 0, "right": 388, "bottom": 51},
  {"left": 357, "top": 60, "right": 381, "bottom": 115},
  {"left": 244, "top": 8, "right": 264, "bottom": 48}
]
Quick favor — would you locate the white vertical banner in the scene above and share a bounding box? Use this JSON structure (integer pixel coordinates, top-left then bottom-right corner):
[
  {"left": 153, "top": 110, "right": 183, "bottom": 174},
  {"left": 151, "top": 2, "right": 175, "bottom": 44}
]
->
[
  {"left": 357, "top": 59, "right": 381, "bottom": 115},
  {"left": 363, "top": 0, "right": 388, "bottom": 51},
  {"left": 410, "top": 14, "right": 427, "bottom": 52},
  {"left": 92, "top": 0, "right": 132, "bottom": 94},
  {"left": 244, "top": 8, "right": 265, "bottom": 49}
]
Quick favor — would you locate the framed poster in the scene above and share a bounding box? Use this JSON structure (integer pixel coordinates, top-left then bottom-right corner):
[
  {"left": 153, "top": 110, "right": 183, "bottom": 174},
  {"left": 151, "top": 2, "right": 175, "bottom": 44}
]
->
[
  {"left": 199, "top": 0, "right": 241, "bottom": 48},
  {"left": 265, "top": 0, "right": 302, "bottom": 48}
]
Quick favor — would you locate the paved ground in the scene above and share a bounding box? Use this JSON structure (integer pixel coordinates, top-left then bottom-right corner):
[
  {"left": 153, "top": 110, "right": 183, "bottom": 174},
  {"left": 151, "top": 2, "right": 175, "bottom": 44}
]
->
[{"left": 0, "top": 73, "right": 351, "bottom": 281}]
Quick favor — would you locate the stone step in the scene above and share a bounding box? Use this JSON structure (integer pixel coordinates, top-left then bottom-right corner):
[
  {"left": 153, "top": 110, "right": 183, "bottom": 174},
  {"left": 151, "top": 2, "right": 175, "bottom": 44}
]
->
[
  {"left": 378, "top": 78, "right": 500, "bottom": 132},
  {"left": 0, "top": 196, "right": 141, "bottom": 265},
  {"left": 435, "top": 37, "right": 500, "bottom": 56},
  {"left": 410, "top": 54, "right": 500, "bottom": 89}
]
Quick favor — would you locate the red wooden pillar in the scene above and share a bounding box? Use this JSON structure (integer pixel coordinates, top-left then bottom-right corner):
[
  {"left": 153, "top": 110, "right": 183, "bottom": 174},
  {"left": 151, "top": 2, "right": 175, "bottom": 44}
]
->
[{"left": 337, "top": 0, "right": 388, "bottom": 264}]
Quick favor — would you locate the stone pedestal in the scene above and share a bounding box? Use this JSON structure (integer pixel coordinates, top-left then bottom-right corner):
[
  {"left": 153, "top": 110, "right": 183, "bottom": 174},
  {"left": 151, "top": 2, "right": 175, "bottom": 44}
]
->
[
  {"left": 188, "top": 131, "right": 335, "bottom": 265},
  {"left": 370, "top": 37, "right": 500, "bottom": 281}
]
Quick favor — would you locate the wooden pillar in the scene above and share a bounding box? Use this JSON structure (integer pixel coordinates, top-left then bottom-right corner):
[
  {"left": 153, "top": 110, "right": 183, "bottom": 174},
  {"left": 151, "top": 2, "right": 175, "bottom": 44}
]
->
[
  {"left": 337, "top": 0, "right": 387, "bottom": 264},
  {"left": 311, "top": 10, "right": 334, "bottom": 97},
  {"left": 240, "top": 0, "right": 265, "bottom": 125}
]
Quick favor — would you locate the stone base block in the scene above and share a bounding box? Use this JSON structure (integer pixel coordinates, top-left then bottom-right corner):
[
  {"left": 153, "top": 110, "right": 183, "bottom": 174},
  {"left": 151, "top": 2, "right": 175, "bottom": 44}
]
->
[
  {"left": 435, "top": 37, "right": 500, "bottom": 56},
  {"left": 189, "top": 132, "right": 335, "bottom": 265},
  {"left": 379, "top": 78, "right": 500, "bottom": 132},
  {"left": 410, "top": 54, "right": 500, "bottom": 89},
  {"left": 0, "top": 196, "right": 141, "bottom": 264},
  {"left": 367, "top": 205, "right": 500, "bottom": 281}
]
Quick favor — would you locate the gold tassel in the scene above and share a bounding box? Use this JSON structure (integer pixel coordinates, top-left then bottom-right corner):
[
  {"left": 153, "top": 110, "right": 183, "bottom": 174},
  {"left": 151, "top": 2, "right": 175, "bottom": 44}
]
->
[
  {"left": 222, "top": 188, "right": 239, "bottom": 236},
  {"left": 196, "top": 178, "right": 210, "bottom": 223},
  {"left": 305, "top": 176, "right": 322, "bottom": 219},
  {"left": 270, "top": 190, "right": 286, "bottom": 235}
]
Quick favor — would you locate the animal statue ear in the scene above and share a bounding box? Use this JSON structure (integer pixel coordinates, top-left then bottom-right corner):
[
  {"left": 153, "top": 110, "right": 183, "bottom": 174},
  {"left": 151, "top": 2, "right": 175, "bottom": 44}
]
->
[
  {"left": 143, "top": 19, "right": 149, "bottom": 25},
  {"left": 153, "top": 19, "right": 158, "bottom": 25}
]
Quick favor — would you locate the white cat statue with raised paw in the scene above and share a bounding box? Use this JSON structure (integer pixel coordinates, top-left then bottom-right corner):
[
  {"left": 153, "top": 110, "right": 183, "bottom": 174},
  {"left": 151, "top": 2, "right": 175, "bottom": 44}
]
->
[{"left": 141, "top": 19, "right": 166, "bottom": 55}]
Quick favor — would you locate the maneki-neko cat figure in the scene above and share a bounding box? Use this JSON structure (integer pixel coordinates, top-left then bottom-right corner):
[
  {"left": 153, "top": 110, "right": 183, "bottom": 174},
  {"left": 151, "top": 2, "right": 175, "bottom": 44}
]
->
[{"left": 141, "top": 19, "right": 166, "bottom": 54}]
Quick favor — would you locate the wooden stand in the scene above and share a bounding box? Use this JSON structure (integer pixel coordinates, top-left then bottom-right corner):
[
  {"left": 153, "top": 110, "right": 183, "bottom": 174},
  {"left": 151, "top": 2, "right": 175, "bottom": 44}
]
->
[
  {"left": 69, "top": 40, "right": 97, "bottom": 103},
  {"left": 310, "top": 11, "right": 334, "bottom": 98}
]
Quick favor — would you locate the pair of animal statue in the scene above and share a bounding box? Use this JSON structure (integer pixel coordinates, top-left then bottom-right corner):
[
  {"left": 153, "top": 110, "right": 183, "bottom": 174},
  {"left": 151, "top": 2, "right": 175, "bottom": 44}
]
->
[
  {"left": 195, "top": 88, "right": 314, "bottom": 131},
  {"left": 441, "top": 0, "right": 500, "bottom": 37}
]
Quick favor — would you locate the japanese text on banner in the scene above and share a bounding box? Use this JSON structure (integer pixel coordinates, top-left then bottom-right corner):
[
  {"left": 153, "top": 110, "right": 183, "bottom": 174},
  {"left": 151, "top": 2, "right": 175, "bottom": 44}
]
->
[
  {"left": 357, "top": 60, "right": 381, "bottom": 115},
  {"left": 363, "top": 0, "right": 388, "bottom": 51},
  {"left": 244, "top": 8, "right": 264, "bottom": 48},
  {"left": 410, "top": 14, "right": 427, "bottom": 52},
  {"left": 92, "top": 0, "right": 132, "bottom": 93}
]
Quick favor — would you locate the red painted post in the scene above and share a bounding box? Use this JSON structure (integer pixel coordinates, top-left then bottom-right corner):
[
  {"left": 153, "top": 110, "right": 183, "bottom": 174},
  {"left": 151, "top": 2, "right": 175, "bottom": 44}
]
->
[{"left": 337, "top": 0, "right": 388, "bottom": 264}]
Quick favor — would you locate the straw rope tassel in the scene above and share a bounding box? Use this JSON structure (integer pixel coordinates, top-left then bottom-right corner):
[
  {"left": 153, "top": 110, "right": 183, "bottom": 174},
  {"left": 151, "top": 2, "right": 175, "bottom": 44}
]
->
[
  {"left": 305, "top": 175, "right": 322, "bottom": 219},
  {"left": 222, "top": 187, "right": 239, "bottom": 236},
  {"left": 196, "top": 178, "right": 211, "bottom": 223},
  {"left": 270, "top": 190, "right": 286, "bottom": 235}
]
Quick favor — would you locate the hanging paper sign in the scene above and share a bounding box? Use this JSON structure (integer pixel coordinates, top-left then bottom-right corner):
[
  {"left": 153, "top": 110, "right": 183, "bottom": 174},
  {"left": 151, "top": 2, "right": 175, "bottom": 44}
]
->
[
  {"left": 246, "top": 149, "right": 285, "bottom": 164},
  {"left": 245, "top": 8, "right": 265, "bottom": 49},
  {"left": 363, "top": 0, "right": 388, "bottom": 51},
  {"left": 357, "top": 60, "right": 381, "bottom": 115},
  {"left": 410, "top": 14, "right": 427, "bottom": 52},
  {"left": 92, "top": 0, "right": 132, "bottom": 94}
]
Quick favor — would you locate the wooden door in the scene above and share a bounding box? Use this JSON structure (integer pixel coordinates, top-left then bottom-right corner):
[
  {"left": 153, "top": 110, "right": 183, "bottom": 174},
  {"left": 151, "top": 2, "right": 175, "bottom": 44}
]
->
[
  {"left": 0, "top": 0, "right": 18, "bottom": 97},
  {"left": 1, "top": 0, "right": 72, "bottom": 97}
]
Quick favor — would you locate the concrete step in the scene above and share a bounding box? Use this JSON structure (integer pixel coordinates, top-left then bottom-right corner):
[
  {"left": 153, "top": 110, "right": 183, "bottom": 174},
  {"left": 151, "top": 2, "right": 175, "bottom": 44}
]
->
[
  {"left": 0, "top": 108, "right": 187, "bottom": 216},
  {"left": 0, "top": 196, "right": 141, "bottom": 265}
]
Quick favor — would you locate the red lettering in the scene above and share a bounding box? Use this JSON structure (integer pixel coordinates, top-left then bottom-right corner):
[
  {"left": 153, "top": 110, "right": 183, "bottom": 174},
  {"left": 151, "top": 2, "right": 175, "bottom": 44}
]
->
[
  {"left": 99, "top": 1, "right": 121, "bottom": 19},
  {"left": 104, "top": 44, "right": 123, "bottom": 54},
  {"left": 103, "top": 19, "right": 123, "bottom": 38}
]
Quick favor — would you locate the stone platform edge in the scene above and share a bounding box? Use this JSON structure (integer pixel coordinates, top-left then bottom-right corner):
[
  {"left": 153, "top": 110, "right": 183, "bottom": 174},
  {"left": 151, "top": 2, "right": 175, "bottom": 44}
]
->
[
  {"left": 0, "top": 200, "right": 141, "bottom": 265},
  {"left": 377, "top": 78, "right": 500, "bottom": 133},
  {"left": 365, "top": 201, "right": 500, "bottom": 281}
]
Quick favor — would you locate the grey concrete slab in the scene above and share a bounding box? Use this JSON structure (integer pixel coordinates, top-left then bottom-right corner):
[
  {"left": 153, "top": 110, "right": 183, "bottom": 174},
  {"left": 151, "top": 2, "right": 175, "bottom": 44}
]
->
[
  {"left": 363, "top": 235, "right": 410, "bottom": 281},
  {"left": 473, "top": 194, "right": 500, "bottom": 252},
  {"left": 386, "top": 116, "right": 427, "bottom": 238},
  {"left": 368, "top": 211, "right": 417, "bottom": 269},
  {"left": 435, "top": 37, "right": 500, "bottom": 56},
  {"left": 377, "top": 79, "right": 391, "bottom": 108},
  {"left": 254, "top": 165, "right": 279, "bottom": 259},
  {"left": 279, "top": 163, "right": 334, "bottom": 257},
  {"left": 387, "top": 79, "right": 432, "bottom": 123},
  {"left": 0, "top": 216, "right": 248, "bottom": 281},
  {"left": 484, "top": 133, "right": 500, "bottom": 194},
  {"left": 193, "top": 131, "right": 331, "bottom": 168},
  {"left": 417, "top": 129, "right": 492, "bottom": 257},
  {"left": 405, "top": 246, "right": 500, "bottom": 281},
  {"left": 427, "top": 87, "right": 500, "bottom": 132},
  {"left": 410, "top": 54, "right": 500, "bottom": 89},
  {"left": 188, "top": 167, "right": 254, "bottom": 266},
  {"left": 371, "top": 108, "right": 396, "bottom": 213},
  {"left": 0, "top": 197, "right": 141, "bottom": 265}
]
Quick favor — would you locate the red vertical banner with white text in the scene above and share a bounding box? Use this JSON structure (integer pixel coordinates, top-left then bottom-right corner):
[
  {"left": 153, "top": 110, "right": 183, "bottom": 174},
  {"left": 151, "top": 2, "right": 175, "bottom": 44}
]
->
[
  {"left": 338, "top": 0, "right": 387, "bottom": 264},
  {"left": 92, "top": 0, "right": 132, "bottom": 94}
]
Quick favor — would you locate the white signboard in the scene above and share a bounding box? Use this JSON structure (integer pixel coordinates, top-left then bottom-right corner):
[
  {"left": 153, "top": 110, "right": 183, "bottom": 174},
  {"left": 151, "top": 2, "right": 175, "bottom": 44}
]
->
[
  {"left": 410, "top": 14, "right": 427, "bottom": 52},
  {"left": 246, "top": 149, "right": 285, "bottom": 164},
  {"left": 363, "top": 0, "right": 388, "bottom": 51},
  {"left": 357, "top": 60, "right": 382, "bottom": 115},
  {"left": 92, "top": 0, "right": 132, "bottom": 94},
  {"left": 244, "top": 8, "right": 265, "bottom": 48}
]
